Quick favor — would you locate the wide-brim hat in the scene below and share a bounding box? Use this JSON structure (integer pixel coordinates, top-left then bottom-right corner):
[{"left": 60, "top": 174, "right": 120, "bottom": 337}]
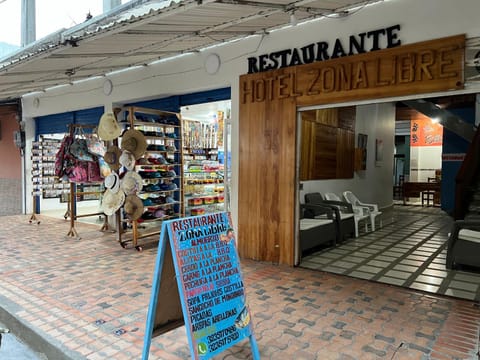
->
[
  {"left": 101, "top": 188, "right": 125, "bottom": 215},
  {"left": 121, "top": 171, "right": 143, "bottom": 195},
  {"left": 124, "top": 195, "right": 144, "bottom": 221},
  {"left": 119, "top": 150, "right": 136, "bottom": 171},
  {"left": 104, "top": 145, "right": 122, "bottom": 170},
  {"left": 97, "top": 112, "right": 122, "bottom": 141},
  {"left": 104, "top": 173, "right": 120, "bottom": 193},
  {"left": 121, "top": 129, "right": 147, "bottom": 160}
]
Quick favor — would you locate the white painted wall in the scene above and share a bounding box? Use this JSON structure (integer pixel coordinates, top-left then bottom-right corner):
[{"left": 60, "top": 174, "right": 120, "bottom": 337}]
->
[
  {"left": 300, "top": 103, "right": 395, "bottom": 209},
  {"left": 20, "top": 0, "right": 480, "bottom": 217},
  {"left": 410, "top": 146, "right": 442, "bottom": 182}
]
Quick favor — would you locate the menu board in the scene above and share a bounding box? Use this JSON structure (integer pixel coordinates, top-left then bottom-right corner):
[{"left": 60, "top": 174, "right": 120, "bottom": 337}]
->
[{"left": 142, "top": 212, "right": 259, "bottom": 360}]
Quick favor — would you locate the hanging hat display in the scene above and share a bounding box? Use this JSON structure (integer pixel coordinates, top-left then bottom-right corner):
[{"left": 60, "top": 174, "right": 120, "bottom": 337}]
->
[
  {"left": 104, "top": 173, "right": 120, "bottom": 193},
  {"left": 121, "top": 171, "right": 143, "bottom": 195},
  {"left": 119, "top": 150, "right": 136, "bottom": 171},
  {"left": 121, "top": 129, "right": 147, "bottom": 160},
  {"left": 97, "top": 112, "right": 122, "bottom": 141},
  {"left": 103, "top": 145, "right": 122, "bottom": 171},
  {"left": 124, "top": 195, "right": 144, "bottom": 221},
  {"left": 101, "top": 188, "right": 125, "bottom": 215}
]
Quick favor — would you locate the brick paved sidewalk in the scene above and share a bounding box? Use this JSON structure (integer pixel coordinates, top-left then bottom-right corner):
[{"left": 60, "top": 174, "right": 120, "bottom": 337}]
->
[{"left": 0, "top": 215, "right": 479, "bottom": 359}]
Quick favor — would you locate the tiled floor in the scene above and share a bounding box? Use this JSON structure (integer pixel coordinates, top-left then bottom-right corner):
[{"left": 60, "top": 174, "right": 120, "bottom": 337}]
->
[
  {"left": 301, "top": 205, "right": 480, "bottom": 301},
  {"left": 1, "top": 213, "right": 480, "bottom": 359}
]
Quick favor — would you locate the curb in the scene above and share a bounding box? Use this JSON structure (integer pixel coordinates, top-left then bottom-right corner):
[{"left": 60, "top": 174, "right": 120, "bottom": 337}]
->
[{"left": 0, "top": 294, "right": 84, "bottom": 360}]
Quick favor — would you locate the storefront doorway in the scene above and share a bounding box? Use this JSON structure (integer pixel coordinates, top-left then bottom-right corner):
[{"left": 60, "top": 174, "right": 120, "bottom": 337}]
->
[
  {"left": 296, "top": 93, "right": 478, "bottom": 300},
  {"left": 180, "top": 99, "right": 232, "bottom": 216}
]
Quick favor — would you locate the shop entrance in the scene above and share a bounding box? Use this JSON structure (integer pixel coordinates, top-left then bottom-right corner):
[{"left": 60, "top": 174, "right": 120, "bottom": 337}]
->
[
  {"left": 180, "top": 99, "right": 232, "bottom": 216},
  {"left": 296, "top": 93, "right": 479, "bottom": 301}
]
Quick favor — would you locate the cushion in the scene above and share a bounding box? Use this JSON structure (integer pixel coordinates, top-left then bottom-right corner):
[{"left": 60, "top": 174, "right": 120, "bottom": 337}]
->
[
  {"left": 458, "top": 229, "right": 480, "bottom": 243},
  {"left": 300, "top": 218, "right": 333, "bottom": 231}
]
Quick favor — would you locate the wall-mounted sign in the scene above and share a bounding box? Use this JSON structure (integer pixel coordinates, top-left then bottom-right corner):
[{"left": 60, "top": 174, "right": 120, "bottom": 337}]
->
[
  {"left": 240, "top": 34, "right": 465, "bottom": 106},
  {"left": 247, "top": 24, "right": 401, "bottom": 74},
  {"left": 410, "top": 118, "right": 443, "bottom": 147},
  {"left": 142, "top": 212, "right": 260, "bottom": 360}
]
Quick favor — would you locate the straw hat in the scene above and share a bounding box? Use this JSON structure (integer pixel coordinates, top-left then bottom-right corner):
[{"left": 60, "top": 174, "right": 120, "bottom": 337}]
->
[
  {"left": 124, "top": 195, "right": 144, "bottom": 221},
  {"left": 97, "top": 112, "right": 122, "bottom": 141},
  {"left": 101, "top": 188, "right": 125, "bottom": 215},
  {"left": 121, "top": 129, "right": 147, "bottom": 159},
  {"left": 104, "top": 173, "right": 120, "bottom": 193},
  {"left": 104, "top": 145, "right": 122, "bottom": 171},
  {"left": 121, "top": 171, "right": 143, "bottom": 195},
  {"left": 119, "top": 150, "right": 136, "bottom": 171}
]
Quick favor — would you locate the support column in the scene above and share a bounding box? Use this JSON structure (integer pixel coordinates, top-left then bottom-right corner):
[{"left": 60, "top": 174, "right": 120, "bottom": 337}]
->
[
  {"left": 103, "top": 0, "right": 122, "bottom": 13},
  {"left": 21, "top": 0, "right": 35, "bottom": 46}
]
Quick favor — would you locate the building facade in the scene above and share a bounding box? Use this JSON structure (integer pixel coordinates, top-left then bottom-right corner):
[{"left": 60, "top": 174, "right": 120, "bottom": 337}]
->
[{"left": 19, "top": 0, "right": 480, "bottom": 265}]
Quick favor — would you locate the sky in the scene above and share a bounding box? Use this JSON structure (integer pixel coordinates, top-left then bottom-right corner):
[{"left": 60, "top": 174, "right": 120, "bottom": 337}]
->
[{"left": 0, "top": 0, "right": 128, "bottom": 46}]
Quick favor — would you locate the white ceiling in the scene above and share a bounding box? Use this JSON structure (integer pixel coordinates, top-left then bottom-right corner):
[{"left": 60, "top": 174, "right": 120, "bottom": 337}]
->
[
  {"left": 181, "top": 99, "right": 231, "bottom": 122},
  {"left": 0, "top": 0, "right": 387, "bottom": 101}
]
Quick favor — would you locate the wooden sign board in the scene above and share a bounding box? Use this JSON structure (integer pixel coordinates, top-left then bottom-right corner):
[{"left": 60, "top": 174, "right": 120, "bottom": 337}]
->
[{"left": 142, "top": 212, "right": 260, "bottom": 360}]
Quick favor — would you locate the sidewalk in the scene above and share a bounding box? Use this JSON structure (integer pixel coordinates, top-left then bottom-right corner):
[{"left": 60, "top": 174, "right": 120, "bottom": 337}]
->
[{"left": 0, "top": 214, "right": 479, "bottom": 359}]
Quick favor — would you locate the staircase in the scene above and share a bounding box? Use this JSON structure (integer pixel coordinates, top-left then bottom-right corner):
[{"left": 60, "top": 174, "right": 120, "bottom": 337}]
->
[
  {"left": 401, "top": 98, "right": 479, "bottom": 220},
  {"left": 455, "top": 125, "right": 480, "bottom": 220}
]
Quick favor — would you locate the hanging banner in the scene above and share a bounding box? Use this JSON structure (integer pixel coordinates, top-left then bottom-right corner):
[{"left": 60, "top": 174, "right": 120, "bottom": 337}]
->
[
  {"left": 143, "top": 212, "right": 260, "bottom": 360},
  {"left": 410, "top": 118, "right": 443, "bottom": 147}
]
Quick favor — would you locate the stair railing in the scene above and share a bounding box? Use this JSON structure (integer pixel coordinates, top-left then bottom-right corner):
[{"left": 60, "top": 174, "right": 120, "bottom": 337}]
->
[{"left": 455, "top": 125, "right": 480, "bottom": 219}]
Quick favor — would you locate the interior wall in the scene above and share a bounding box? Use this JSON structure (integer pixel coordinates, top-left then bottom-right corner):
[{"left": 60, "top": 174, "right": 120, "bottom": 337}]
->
[
  {"left": 410, "top": 146, "right": 442, "bottom": 182},
  {"left": 300, "top": 103, "right": 395, "bottom": 209}
]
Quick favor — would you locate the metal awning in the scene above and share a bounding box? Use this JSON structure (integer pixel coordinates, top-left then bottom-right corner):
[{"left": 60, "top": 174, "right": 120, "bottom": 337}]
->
[{"left": 0, "top": 0, "right": 385, "bottom": 101}]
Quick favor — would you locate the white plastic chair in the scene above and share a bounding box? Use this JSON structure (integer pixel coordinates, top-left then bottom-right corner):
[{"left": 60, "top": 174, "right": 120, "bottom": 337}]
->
[
  {"left": 324, "top": 192, "right": 369, "bottom": 237},
  {"left": 343, "top": 191, "right": 382, "bottom": 232}
]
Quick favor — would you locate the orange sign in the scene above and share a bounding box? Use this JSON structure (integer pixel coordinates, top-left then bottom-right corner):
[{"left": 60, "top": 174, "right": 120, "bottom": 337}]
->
[{"left": 410, "top": 119, "right": 443, "bottom": 146}]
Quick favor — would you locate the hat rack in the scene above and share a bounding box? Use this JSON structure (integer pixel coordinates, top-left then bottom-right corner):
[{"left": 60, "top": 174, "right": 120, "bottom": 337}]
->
[{"left": 115, "top": 106, "right": 184, "bottom": 251}]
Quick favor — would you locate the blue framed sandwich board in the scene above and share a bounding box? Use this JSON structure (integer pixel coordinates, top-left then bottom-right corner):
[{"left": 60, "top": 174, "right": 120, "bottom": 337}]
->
[{"left": 142, "top": 212, "right": 260, "bottom": 359}]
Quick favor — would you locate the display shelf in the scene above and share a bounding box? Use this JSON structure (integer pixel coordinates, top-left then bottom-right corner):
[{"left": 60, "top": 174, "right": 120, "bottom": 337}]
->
[
  {"left": 117, "top": 106, "right": 183, "bottom": 250},
  {"left": 183, "top": 159, "right": 224, "bottom": 216},
  {"left": 183, "top": 147, "right": 218, "bottom": 161},
  {"left": 31, "top": 137, "right": 70, "bottom": 200}
]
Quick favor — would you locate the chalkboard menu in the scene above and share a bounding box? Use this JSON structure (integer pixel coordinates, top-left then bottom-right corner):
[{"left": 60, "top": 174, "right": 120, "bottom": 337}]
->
[{"left": 142, "top": 212, "right": 259, "bottom": 360}]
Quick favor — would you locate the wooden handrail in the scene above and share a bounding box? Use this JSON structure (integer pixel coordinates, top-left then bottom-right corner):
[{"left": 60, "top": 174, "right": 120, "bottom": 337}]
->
[{"left": 454, "top": 125, "right": 480, "bottom": 219}]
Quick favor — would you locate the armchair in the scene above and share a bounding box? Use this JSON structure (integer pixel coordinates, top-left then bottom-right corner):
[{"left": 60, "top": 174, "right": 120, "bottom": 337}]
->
[
  {"left": 446, "top": 220, "right": 480, "bottom": 270},
  {"left": 299, "top": 203, "right": 337, "bottom": 254},
  {"left": 324, "top": 192, "right": 369, "bottom": 238},
  {"left": 343, "top": 191, "right": 382, "bottom": 232},
  {"left": 305, "top": 192, "right": 356, "bottom": 239}
]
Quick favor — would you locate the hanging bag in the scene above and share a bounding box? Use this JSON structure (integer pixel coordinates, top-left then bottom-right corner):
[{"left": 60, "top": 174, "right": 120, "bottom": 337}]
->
[
  {"left": 65, "top": 159, "right": 89, "bottom": 183},
  {"left": 69, "top": 127, "right": 94, "bottom": 161},
  {"left": 87, "top": 160, "right": 103, "bottom": 182},
  {"left": 54, "top": 134, "right": 74, "bottom": 178},
  {"left": 85, "top": 132, "right": 106, "bottom": 157}
]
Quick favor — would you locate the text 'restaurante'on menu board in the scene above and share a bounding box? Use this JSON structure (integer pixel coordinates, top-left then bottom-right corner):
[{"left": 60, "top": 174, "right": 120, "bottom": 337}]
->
[{"left": 168, "top": 212, "right": 254, "bottom": 358}]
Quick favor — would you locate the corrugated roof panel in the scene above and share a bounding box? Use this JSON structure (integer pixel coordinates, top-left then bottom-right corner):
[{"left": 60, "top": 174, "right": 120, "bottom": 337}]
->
[{"left": 0, "top": 0, "right": 389, "bottom": 100}]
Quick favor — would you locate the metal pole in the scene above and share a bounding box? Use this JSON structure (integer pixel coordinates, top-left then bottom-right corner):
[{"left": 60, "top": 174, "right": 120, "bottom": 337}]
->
[
  {"left": 21, "top": 0, "right": 36, "bottom": 46},
  {"left": 103, "top": 0, "right": 122, "bottom": 13}
]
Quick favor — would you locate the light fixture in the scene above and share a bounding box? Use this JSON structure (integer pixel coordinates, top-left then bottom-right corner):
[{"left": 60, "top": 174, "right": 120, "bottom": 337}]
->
[
  {"left": 290, "top": 11, "right": 298, "bottom": 26},
  {"left": 204, "top": 53, "right": 221, "bottom": 75},
  {"left": 103, "top": 79, "right": 113, "bottom": 96}
]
